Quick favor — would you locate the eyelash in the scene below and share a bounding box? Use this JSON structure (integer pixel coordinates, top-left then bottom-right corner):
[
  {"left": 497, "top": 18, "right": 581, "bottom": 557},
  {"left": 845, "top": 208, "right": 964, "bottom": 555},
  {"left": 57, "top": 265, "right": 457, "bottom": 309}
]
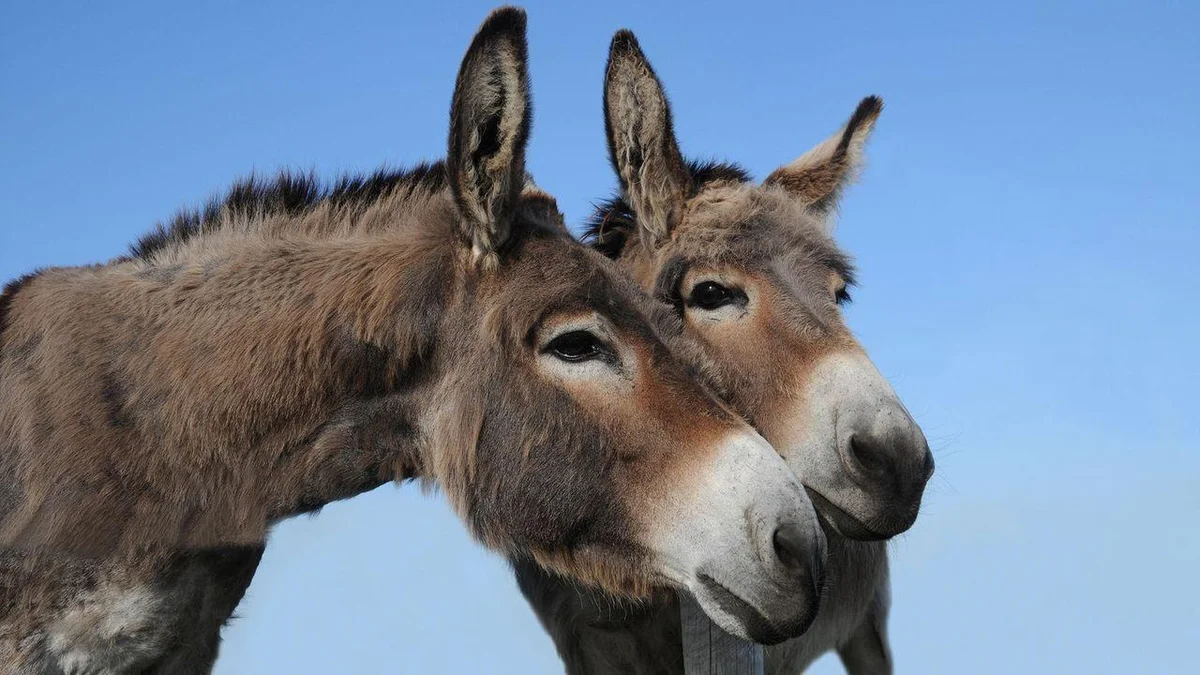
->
[{"left": 835, "top": 288, "right": 853, "bottom": 306}]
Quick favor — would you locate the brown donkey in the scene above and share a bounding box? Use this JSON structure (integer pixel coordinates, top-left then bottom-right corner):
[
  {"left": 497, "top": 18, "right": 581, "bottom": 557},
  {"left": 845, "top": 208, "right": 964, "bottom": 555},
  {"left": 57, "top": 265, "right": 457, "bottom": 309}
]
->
[
  {"left": 514, "top": 31, "right": 934, "bottom": 674},
  {"left": 0, "top": 11, "right": 826, "bottom": 673}
]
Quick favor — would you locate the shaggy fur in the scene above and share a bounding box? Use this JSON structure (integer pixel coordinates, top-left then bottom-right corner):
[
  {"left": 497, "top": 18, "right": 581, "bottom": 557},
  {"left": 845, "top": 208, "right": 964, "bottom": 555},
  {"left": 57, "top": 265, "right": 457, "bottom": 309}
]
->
[
  {"left": 515, "top": 30, "right": 931, "bottom": 675},
  {"left": 0, "top": 11, "right": 791, "bottom": 673}
]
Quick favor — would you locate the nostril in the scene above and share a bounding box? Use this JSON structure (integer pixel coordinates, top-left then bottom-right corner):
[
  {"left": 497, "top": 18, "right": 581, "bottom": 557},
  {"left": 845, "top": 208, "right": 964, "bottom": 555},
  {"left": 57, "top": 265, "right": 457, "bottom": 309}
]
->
[
  {"left": 922, "top": 447, "right": 936, "bottom": 480},
  {"left": 772, "top": 523, "right": 816, "bottom": 579},
  {"left": 847, "top": 434, "right": 888, "bottom": 478}
]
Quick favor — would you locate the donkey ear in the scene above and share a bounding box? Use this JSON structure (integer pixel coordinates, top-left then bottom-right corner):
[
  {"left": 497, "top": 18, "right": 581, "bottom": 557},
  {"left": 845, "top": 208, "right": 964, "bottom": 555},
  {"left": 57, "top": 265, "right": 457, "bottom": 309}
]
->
[
  {"left": 604, "top": 30, "right": 692, "bottom": 247},
  {"left": 448, "top": 7, "right": 532, "bottom": 264},
  {"left": 765, "top": 96, "right": 883, "bottom": 217}
]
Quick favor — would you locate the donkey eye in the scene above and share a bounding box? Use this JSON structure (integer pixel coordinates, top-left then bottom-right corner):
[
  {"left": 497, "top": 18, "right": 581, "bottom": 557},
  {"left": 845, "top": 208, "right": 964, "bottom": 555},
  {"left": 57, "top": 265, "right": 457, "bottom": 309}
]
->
[
  {"left": 545, "top": 330, "right": 608, "bottom": 363},
  {"left": 688, "top": 281, "right": 742, "bottom": 311}
]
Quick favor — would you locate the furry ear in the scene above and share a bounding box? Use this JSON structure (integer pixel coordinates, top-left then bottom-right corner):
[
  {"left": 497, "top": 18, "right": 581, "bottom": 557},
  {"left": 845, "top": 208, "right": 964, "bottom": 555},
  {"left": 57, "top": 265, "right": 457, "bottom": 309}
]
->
[
  {"left": 448, "top": 7, "right": 532, "bottom": 265},
  {"left": 765, "top": 96, "right": 883, "bottom": 216},
  {"left": 604, "top": 30, "right": 692, "bottom": 248}
]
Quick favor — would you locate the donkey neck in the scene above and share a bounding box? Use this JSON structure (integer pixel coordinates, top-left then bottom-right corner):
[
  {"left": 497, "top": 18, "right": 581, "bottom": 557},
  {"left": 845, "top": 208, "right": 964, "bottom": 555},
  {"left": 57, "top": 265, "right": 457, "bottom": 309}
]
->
[
  {"left": 140, "top": 234, "right": 454, "bottom": 519},
  {"left": 0, "top": 225, "right": 461, "bottom": 555}
]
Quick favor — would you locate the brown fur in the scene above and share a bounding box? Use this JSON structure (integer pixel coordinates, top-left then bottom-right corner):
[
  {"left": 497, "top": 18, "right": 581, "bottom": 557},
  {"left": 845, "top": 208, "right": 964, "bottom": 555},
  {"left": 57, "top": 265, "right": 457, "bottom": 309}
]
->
[
  {"left": 1, "top": 11, "right": 800, "bottom": 672},
  {"left": 616, "top": 184, "right": 863, "bottom": 434},
  {"left": 0, "top": 118, "right": 730, "bottom": 585},
  {"left": 765, "top": 96, "right": 883, "bottom": 215},
  {"left": 603, "top": 30, "right": 691, "bottom": 245},
  {"left": 516, "top": 30, "right": 930, "bottom": 675}
]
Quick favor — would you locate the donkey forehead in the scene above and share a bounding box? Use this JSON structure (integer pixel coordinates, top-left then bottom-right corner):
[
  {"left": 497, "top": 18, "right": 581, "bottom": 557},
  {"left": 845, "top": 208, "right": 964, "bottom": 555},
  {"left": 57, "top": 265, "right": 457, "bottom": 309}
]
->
[
  {"left": 501, "top": 238, "right": 664, "bottom": 331},
  {"left": 671, "top": 183, "right": 840, "bottom": 270}
]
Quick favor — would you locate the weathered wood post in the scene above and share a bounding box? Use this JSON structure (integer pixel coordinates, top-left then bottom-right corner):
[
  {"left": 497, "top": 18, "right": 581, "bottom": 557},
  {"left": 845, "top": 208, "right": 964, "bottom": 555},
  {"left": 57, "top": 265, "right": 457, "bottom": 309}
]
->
[{"left": 680, "top": 593, "right": 766, "bottom": 674}]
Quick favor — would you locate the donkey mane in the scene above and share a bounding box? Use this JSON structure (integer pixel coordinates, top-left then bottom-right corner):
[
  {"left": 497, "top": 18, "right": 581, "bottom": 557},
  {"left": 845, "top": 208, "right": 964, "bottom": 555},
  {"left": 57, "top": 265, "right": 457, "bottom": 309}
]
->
[
  {"left": 584, "top": 160, "right": 750, "bottom": 258},
  {"left": 0, "top": 165, "right": 450, "bottom": 353},
  {"left": 130, "top": 162, "right": 449, "bottom": 261}
]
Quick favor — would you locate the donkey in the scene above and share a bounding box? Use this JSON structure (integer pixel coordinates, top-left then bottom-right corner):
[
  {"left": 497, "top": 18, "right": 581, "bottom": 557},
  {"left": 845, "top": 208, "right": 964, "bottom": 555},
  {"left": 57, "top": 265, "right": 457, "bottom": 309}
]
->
[
  {"left": 0, "top": 10, "right": 828, "bottom": 673},
  {"left": 513, "top": 31, "right": 934, "bottom": 674}
]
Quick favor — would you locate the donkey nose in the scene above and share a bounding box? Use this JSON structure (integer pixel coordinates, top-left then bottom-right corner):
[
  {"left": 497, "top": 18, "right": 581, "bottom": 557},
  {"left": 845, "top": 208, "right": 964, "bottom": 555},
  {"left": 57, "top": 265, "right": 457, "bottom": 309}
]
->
[
  {"left": 772, "top": 522, "right": 824, "bottom": 592},
  {"left": 844, "top": 424, "right": 933, "bottom": 503}
]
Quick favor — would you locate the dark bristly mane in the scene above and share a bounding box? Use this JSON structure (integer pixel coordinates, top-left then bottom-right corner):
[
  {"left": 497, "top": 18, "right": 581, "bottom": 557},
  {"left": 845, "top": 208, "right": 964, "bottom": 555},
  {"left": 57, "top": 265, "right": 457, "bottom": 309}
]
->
[
  {"left": 130, "top": 161, "right": 449, "bottom": 261},
  {"left": 688, "top": 160, "right": 753, "bottom": 187},
  {"left": 584, "top": 160, "right": 750, "bottom": 259}
]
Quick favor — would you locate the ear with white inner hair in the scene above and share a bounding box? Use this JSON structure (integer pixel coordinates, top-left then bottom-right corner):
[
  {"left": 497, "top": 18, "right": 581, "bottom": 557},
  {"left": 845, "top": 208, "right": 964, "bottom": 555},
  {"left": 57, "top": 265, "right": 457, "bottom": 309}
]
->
[
  {"left": 765, "top": 96, "right": 883, "bottom": 217},
  {"left": 603, "top": 30, "right": 692, "bottom": 248},
  {"left": 447, "top": 6, "right": 532, "bottom": 266}
]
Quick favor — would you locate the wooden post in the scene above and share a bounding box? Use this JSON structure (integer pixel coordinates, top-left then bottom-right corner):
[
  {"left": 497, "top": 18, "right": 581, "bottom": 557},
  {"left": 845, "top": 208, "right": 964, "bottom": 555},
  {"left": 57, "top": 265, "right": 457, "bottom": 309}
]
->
[{"left": 679, "top": 592, "right": 766, "bottom": 675}]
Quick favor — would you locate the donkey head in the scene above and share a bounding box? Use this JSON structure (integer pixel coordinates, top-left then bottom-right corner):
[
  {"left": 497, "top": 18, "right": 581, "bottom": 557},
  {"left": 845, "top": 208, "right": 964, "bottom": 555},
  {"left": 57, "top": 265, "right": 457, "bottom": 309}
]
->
[
  {"left": 592, "top": 31, "right": 933, "bottom": 540},
  {"left": 428, "top": 9, "right": 823, "bottom": 644}
]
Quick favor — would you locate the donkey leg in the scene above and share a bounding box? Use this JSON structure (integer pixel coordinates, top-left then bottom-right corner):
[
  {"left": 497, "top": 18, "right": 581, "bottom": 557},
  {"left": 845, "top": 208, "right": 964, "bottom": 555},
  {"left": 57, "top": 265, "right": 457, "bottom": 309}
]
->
[
  {"left": 835, "top": 582, "right": 892, "bottom": 675},
  {"left": 18, "top": 547, "right": 263, "bottom": 675},
  {"left": 145, "top": 546, "right": 265, "bottom": 675}
]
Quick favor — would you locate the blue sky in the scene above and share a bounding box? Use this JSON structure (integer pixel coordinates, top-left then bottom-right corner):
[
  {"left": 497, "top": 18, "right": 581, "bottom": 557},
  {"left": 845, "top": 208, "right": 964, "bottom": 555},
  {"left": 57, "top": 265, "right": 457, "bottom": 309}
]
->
[{"left": 2, "top": 1, "right": 1197, "bottom": 672}]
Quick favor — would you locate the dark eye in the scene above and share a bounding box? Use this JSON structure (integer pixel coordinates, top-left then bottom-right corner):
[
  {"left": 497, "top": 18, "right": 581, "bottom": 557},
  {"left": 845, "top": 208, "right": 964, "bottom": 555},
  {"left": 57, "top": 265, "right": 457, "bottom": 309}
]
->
[
  {"left": 688, "top": 281, "right": 741, "bottom": 311},
  {"left": 545, "top": 330, "right": 607, "bottom": 363},
  {"left": 835, "top": 286, "right": 852, "bottom": 306}
]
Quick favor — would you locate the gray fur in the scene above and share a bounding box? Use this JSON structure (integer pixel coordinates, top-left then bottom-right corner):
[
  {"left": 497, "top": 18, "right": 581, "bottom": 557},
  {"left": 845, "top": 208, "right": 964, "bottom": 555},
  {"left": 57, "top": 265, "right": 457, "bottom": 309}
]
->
[
  {"left": 1, "top": 548, "right": 262, "bottom": 675},
  {"left": 1, "top": 14, "right": 830, "bottom": 673},
  {"left": 512, "top": 31, "right": 924, "bottom": 675}
]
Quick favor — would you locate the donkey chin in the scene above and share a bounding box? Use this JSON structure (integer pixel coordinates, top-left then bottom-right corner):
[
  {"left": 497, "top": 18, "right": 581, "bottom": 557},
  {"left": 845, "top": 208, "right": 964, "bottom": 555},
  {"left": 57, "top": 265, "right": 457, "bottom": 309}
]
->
[
  {"left": 787, "top": 352, "right": 935, "bottom": 542},
  {"left": 650, "top": 430, "right": 828, "bottom": 644}
]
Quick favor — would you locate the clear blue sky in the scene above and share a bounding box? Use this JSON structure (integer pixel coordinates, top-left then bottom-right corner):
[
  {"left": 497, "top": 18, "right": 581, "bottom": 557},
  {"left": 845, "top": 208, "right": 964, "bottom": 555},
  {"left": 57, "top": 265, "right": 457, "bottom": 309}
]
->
[{"left": 3, "top": 1, "right": 1197, "bottom": 672}]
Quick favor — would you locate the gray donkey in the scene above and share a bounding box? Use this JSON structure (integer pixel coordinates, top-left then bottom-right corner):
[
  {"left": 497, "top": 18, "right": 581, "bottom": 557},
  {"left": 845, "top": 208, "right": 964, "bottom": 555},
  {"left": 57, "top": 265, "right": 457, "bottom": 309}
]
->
[
  {"left": 513, "top": 31, "right": 933, "bottom": 674},
  {"left": 0, "top": 11, "right": 827, "bottom": 673}
]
